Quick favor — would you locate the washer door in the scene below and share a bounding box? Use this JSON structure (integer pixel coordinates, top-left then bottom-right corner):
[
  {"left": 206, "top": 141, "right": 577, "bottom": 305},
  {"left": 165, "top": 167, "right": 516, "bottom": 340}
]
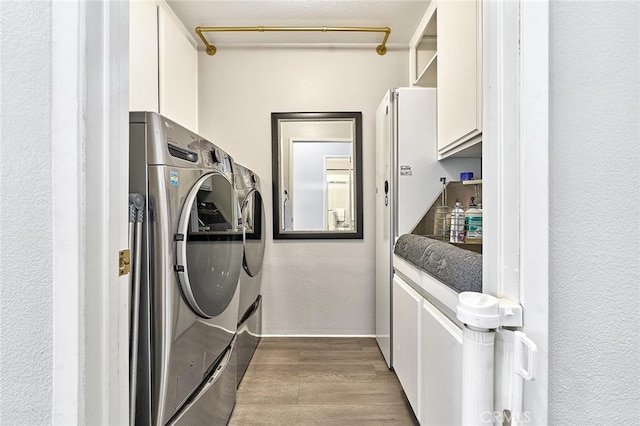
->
[
  {"left": 241, "top": 188, "right": 265, "bottom": 277},
  {"left": 175, "top": 172, "right": 243, "bottom": 318}
]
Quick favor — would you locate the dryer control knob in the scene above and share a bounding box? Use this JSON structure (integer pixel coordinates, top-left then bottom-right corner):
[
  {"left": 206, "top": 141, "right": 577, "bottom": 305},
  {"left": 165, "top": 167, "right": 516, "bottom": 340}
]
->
[{"left": 211, "top": 149, "right": 220, "bottom": 164}]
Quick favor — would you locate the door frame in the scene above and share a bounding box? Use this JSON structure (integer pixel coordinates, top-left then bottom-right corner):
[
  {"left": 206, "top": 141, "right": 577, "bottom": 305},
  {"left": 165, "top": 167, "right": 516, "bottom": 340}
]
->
[
  {"left": 52, "top": 1, "right": 130, "bottom": 424},
  {"left": 483, "top": 0, "right": 549, "bottom": 423},
  {"left": 53, "top": 0, "right": 550, "bottom": 422}
]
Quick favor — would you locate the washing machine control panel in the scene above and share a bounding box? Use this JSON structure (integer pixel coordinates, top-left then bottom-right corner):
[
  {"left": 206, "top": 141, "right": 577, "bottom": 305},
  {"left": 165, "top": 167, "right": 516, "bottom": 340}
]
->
[{"left": 219, "top": 150, "right": 234, "bottom": 173}]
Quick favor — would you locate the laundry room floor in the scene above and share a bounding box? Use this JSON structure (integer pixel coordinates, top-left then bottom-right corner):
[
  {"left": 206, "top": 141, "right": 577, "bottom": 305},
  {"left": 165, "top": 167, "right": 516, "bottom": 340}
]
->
[{"left": 229, "top": 337, "right": 418, "bottom": 425}]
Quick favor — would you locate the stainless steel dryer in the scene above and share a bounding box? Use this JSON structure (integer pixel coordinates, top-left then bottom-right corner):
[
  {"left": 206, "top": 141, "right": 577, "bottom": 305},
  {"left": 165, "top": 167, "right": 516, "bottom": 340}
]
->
[
  {"left": 234, "top": 163, "right": 265, "bottom": 385},
  {"left": 129, "top": 112, "right": 242, "bottom": 425}
]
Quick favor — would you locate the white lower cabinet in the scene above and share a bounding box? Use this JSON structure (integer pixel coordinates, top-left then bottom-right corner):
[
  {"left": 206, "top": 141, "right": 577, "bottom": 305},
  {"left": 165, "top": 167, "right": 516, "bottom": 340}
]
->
[
  {"left": 392, "top": 272, "right": 463, "bottom": 425},
  {"left": 392, "top": 275, "right": 422, "bottom": 419},
  {"left": 420, "top": 299, "right": 463, "bottom": 425}
]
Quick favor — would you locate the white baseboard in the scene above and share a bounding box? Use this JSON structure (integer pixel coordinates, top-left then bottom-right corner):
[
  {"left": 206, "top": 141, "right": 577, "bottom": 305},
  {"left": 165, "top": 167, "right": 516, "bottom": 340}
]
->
[{"left": 261, "top": 334, "right": 376, "bottom": 338}]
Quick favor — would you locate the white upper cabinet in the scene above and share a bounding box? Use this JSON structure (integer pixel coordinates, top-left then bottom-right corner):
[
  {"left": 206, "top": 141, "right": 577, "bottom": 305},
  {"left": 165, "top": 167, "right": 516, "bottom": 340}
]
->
[
  {"left": 437, "top": 0, "right": 482, "bottom": 157},
  {"left": 130, "top": 1, "right": 198, "bottom": 132},
  {"left": 158, "top": 5, "right": 198, "bottom": 132},
  {"left": 410, "top": 0, "right": 482, "bottom": 159},
  {"left": 130, "top": 0, "right": 159, "bottom": 113}
]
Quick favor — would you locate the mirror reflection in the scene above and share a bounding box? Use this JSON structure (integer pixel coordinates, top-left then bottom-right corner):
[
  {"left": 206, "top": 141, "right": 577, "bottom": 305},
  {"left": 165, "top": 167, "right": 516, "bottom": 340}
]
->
[{"left": 272, "top": 112, "right": 363, "bottom": 239}]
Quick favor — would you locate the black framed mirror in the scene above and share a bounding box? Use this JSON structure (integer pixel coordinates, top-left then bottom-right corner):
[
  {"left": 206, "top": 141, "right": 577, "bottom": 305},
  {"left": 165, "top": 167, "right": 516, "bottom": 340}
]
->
[{"left": 271, "top": 112, "right": 363, "bottom": 239}]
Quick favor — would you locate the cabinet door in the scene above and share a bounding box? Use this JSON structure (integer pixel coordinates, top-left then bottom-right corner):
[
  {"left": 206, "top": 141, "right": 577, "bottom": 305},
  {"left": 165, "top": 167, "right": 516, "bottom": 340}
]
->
[
  {"left": 129, "top": 0, "right": 159, "bottom": 112},
  {"left": 437, "top": 0, "right": 482, "bottom": 157},
  {"left": 420, "top": 299, "right": 463, "bottom": 426},
  {"left": 392, "top": 275, "right": 422, "bottom": 418}
]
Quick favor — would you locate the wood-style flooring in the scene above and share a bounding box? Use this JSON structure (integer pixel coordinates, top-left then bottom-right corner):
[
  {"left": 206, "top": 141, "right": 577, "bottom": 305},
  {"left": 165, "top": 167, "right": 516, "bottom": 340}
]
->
[{"left": 229, "top": 337, "right": 418, "bottom": 425}]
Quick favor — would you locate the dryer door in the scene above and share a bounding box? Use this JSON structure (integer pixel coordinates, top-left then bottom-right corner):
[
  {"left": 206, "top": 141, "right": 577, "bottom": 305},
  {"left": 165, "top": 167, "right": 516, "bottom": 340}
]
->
[
  {"left": 175, "top": 172, "right": 243, "bottom": 318},
  {"left": 241, "top": 188, "right": 265, "bottom": 277}
]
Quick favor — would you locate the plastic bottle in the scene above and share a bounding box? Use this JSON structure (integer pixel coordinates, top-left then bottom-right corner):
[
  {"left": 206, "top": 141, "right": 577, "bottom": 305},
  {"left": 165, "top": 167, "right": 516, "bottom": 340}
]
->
[
  {"left": 433, "top": 177, "right": 450, "bottom": 240},
  {"left": 464, "top": 197, "right": 483, "bottom": 243},
  {"left": 449, "top": 201, "right": 465, "bottom": 243}
]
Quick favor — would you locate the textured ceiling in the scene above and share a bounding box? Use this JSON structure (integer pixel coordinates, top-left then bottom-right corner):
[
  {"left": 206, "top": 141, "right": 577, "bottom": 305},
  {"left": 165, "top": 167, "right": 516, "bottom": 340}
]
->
[{"left": 167, "top": 0, "right": 431, "bottom": 49}]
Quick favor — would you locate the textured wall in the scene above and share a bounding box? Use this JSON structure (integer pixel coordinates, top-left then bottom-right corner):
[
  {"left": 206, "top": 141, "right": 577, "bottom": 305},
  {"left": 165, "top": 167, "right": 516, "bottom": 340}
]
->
[
  {"left": 198, "top": 47, "right": 408, "bottom": 335},
  {"left": 0, "top": 1, "right": 54, "bottom": 424},
  {"left": 549, "top": 1, "right": 640, "bottom": 423}
]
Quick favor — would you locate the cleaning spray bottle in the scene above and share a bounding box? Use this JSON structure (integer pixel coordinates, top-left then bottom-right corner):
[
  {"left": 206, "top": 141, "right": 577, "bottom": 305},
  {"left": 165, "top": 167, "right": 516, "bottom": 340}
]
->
[{"left": 464, "top": 197, "right": 483, "bottom": 243}]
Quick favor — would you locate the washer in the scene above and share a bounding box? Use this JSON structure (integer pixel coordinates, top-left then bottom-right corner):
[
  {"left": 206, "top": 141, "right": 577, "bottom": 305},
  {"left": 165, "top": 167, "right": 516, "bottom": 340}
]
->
[
  {"left": 234, "top": 163, "right": 266, "bottom": 385},
  {"left": 129, "top": 112, "right": 242, "bottom": 425}
]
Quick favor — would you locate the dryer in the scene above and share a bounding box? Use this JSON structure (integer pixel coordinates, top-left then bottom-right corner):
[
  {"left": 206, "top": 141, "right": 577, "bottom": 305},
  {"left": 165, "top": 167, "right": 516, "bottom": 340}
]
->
[
  {"left": 129, "top": 112, "right": 242, "bottom": 425},
  {"left": 234, "top": 163, "right": 265, "bottom": 385}
]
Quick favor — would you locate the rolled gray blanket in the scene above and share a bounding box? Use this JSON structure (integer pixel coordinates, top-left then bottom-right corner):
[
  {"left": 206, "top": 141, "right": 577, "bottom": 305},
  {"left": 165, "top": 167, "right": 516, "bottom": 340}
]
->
[
  {"left": 394, "top": 234, "right": 482, "bottom": 293},
  {"left": 393, "top": 233, "right": 436, "bottom": 267}
]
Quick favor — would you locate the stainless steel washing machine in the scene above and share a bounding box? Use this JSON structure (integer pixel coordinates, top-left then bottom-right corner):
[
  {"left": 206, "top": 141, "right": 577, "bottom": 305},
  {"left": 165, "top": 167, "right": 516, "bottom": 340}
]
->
[
  {"left": 234, "top": 163, "right": 265, "bottom": 385},
  {"left": 129, "top": 112, "right": 242, "bottom": 425}
]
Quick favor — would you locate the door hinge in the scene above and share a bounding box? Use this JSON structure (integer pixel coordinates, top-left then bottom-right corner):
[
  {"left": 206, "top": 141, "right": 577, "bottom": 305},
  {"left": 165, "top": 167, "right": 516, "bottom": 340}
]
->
[{"left": 119, "top": 249, "right": 131, "bottom": 276}]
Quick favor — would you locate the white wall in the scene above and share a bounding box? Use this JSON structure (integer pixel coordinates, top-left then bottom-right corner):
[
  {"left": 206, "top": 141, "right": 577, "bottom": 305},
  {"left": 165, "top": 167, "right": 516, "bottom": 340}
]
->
[
  {"left": 548, "top": 1, "right": 639, "bottom": 423},
  {"left": 0, "top": 2, "right": 53, "bottom": 423},
  {"left": 198, "top": 47, "right": 408, "bottom": 335}
]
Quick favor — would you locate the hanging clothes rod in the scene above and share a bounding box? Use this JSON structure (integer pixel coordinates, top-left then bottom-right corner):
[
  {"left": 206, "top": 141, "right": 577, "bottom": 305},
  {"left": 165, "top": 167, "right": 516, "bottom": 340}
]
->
[{"left": 195, "top": 26, "right": 391, "bottom": 56}]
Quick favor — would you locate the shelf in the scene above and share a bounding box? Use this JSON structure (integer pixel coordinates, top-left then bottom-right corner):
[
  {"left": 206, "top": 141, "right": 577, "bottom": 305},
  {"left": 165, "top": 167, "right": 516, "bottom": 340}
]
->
[
  {"left": 415, "top": 53, "right": 437, "bottom": 87},
  {"left": 411, "top": 4, "right": 437, "bottom": 87},
  {"left": 411, "top": 180, "right": 483, "bottom": 255}
]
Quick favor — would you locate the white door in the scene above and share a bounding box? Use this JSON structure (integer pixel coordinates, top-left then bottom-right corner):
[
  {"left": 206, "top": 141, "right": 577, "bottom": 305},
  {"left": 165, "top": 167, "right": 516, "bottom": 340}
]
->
[{"left": 375, "top": 91, "right": 393, "bottom": 367}]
